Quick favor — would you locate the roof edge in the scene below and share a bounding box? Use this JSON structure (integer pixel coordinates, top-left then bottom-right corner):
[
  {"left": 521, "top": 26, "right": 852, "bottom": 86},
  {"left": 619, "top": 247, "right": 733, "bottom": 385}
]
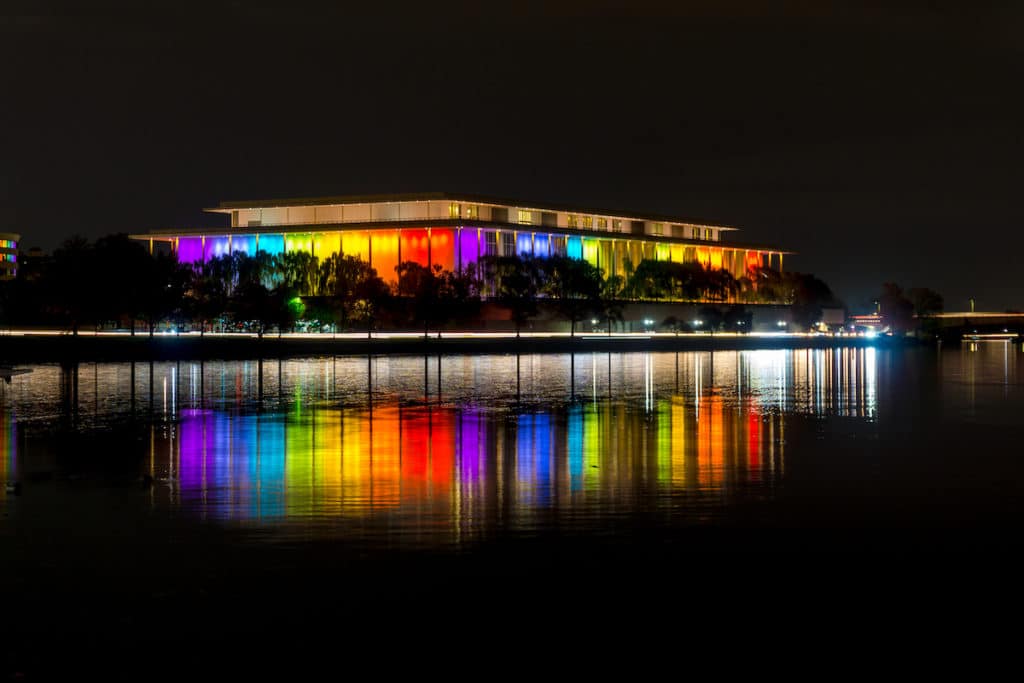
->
[{"left": 203, "top": 192, "right": 739, "bottom": 230}]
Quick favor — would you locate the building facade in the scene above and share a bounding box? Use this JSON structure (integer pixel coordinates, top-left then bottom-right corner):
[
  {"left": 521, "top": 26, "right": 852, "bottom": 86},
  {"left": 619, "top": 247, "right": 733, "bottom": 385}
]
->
[
  {"left": 132, "top": 193, "right": 788, "bottom": 288},
  {"left": 0, "top": 233, "right": 19, "bottom": 280}
]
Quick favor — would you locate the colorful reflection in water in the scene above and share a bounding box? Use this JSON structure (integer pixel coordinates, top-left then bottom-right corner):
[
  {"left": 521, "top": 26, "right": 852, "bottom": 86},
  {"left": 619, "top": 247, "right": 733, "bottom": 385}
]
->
[
  {"left": 2, "top": 349, "right": 890, "bottom": 540},
  {"left": 146, "top": 398, "right": 788, "bottom": 529}
]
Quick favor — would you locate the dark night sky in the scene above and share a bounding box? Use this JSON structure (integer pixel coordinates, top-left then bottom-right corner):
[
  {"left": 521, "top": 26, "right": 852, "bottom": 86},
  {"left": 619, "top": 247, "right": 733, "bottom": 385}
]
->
[{"left": 3, "top": 1, "right": 1023, "bottom": 311}]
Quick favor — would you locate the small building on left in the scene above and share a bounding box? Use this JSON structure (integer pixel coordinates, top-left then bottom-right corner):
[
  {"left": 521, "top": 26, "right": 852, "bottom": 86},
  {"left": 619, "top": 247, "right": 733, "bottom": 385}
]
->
[{"left": 0, "top": 233, "right": 19, "bottom": 280}]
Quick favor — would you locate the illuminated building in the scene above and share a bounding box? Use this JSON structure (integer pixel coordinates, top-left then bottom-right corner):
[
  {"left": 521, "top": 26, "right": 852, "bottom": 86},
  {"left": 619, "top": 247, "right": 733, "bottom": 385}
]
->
[
  {"left": 0, "top": 233, "right": 20, "bottom": 280},
  {"left": 131, "top": 193, "right": 789, "bottom": 292}
]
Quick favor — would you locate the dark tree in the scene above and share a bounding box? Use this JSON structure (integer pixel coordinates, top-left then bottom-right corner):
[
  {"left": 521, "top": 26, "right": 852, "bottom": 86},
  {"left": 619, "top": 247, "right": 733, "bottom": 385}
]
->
[
  {"left": 93, "top": 234, "right": 151, "bottom": 333},
  {"left": 624, "top": 259, "right": 673, "bottom": 300},
  {"left": 482, "top": 255, "right": 539, "bottom": 337},
  {"left": 596, "top": 273, "right": 624, "bottom": 335},
  {"left": 396, "top": 261, "right": 443, "bottom": 337},
  {"left": 273, "top": 251, "right": 319, "bottom": 295},
  {"left": 49, "top": 236, "right": 94, "bottom": 335},
  {"left": 134, "top": 252, "right": 190, "bottom": 337},
  {"left": 438, "top": 263, "right": 482, "bottom": 332},
  {"left": 231, "top": 280, "right": 274, "bottom": 338},
  {"left": 319, "top": 254, "right": 386, "bottom": 332},
  {"left": 908, "top": 287, "right": 944, "bottom": 337},
  {"left": 908, "top": 287, "right": 944, "bottom": 316},
  {"left": 723, "top": 306, "right": 753, "bottom": 333},
  {"left": 187, "top": 261, "right": 229, "bottom": 336},
  {"left": 698, "top": 305, "right": 725, "bottom": 333},
  {"left": 879, "top": 282, "right": 915, "bottom": 334},
  {"left": 541, "top": 256, "right": 603, "bottom": 336}
]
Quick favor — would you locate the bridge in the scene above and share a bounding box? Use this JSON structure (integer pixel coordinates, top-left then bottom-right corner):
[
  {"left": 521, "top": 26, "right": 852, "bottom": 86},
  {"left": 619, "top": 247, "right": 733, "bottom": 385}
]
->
[{"left": 924, "top": 312, "right": 1024, "bottom": 341}]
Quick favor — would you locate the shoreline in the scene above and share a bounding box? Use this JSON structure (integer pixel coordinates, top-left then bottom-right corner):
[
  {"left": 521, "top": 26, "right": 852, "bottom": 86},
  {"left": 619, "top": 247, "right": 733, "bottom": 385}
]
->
[{"left": 0, "top": 331, "right": 909, "bottom": 362}]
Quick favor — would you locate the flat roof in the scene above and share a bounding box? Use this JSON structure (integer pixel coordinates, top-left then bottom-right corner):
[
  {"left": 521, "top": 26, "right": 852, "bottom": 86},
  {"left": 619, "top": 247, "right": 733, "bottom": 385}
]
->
[{"left": 205, "top": 192, "right": 739, "bottom": 231}]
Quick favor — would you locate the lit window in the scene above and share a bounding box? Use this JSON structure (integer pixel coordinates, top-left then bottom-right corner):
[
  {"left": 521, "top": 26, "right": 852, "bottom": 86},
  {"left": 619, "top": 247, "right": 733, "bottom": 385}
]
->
[
  {"left": 651, "top": 222, "right": 664, "bottom": 236},
  {"left": 449, "top": 203, "right": 461, "bottom": 218},
  {"left": 567, "top": 215, "right": 578, "bottom": 228},
  {"left": 465, "top": 205, "right": 477, "bottom": 219},
  {"left": 693, "top": 227, "right": 701, "bottom": 240},
  {"left": 581, "top": 216, "right": 593, "bottom": 229},
  {"left": 596, "top": 218, "right": 607, "bottom": 231},
  {"left": 705, "top": 228, "right": 712, "bottom": 241},
  {"left": 501, "top": 231, "right": 515, "bottom": 255},
  {"left": 613, "top": 220, "right": 623, "bottom": 232},
  {"left": 484, "top": 231, "right": 497, "bottom": 256},
  {"left": 517, "top": 210, "right": 532, "bottom": 224}
]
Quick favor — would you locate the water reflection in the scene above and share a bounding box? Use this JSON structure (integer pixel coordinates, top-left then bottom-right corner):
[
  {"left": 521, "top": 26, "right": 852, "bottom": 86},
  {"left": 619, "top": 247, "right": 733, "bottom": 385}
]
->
[
  {"left": 1, "top": 349, "right": 888, "bottom": 542},
  {"left": 0, "top": 403, "right": 15, "bottom": 503},
  {"left": 146, "top": 400, "right": 786, "bottom": 530}
]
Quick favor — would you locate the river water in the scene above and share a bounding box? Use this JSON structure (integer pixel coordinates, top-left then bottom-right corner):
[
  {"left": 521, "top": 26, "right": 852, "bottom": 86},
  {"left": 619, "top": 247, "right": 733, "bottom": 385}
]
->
[
  {"left": 2, "top": 344, "right": 1024, "bottom": 670},
  {"left": 3, "top": 343, "right": 1022, "bottom": 544}
]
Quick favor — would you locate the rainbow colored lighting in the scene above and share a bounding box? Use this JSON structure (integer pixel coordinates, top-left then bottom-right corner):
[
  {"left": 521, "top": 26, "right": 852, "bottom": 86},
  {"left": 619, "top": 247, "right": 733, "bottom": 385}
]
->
[
  {"left": 166, "top": 225, "right": 777, "bottom": 286},
  {"left": 151, "top": 375, "right": 792, "bottom": 524}
]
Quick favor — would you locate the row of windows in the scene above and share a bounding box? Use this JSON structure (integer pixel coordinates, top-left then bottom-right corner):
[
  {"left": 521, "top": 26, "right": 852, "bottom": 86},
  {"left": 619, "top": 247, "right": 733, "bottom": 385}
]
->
[
  {"left": 483, "top": 231, "right": 571, "bottom": 257},
  {"left": 446, "top": 205, "right": 716, "bottom": 240}
]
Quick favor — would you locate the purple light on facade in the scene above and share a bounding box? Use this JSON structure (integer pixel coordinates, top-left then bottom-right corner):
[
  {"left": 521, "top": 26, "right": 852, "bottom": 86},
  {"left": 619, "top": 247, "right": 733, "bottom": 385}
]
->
[
  {"left": 204, "top": 236, "right": 231, "bottom": 262},
  {"left": 458, "top": 228, "right": 479, "bottom": 270},
  {"left": 177, "top": 237, "right": 203, "bottom": 263}
]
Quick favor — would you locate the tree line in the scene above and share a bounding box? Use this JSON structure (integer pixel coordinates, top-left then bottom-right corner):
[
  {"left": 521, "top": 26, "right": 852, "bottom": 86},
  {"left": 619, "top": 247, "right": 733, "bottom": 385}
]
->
[{"left": 0, "top": 233, "right": 843, "bottom": 336}]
